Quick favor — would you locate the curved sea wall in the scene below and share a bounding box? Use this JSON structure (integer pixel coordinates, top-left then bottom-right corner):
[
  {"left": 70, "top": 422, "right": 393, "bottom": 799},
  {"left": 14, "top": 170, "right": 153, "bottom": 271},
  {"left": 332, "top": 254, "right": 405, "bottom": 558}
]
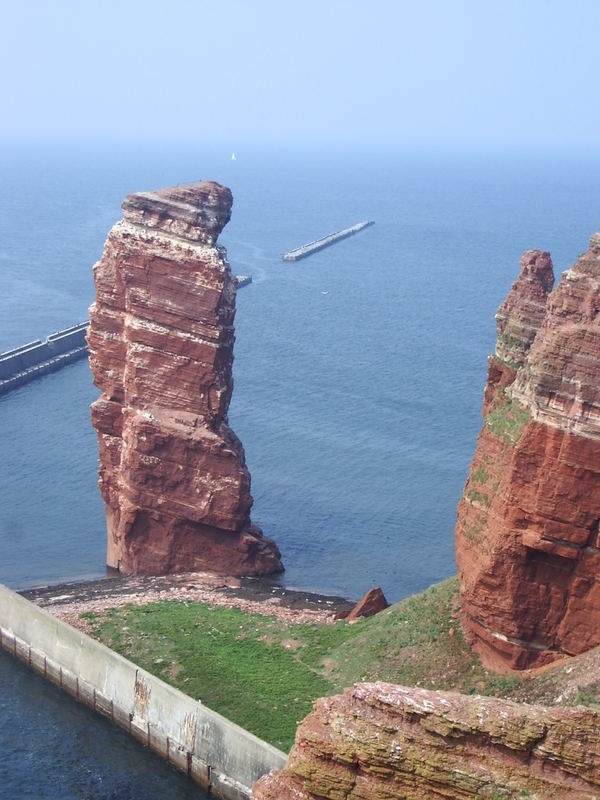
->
[{"left": 0, "top": 583, "right": 286, "bottom": 800}]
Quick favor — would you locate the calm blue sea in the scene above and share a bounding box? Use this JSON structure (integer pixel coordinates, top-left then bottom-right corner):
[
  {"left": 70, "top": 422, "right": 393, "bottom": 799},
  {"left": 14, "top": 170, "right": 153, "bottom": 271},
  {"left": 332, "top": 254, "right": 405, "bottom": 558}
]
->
[
  {"left": 0, "top": 142, "right": 599, "bottom": 797},
  {"left": 1, "top": 144, "right": 599, "bottom": 599}
]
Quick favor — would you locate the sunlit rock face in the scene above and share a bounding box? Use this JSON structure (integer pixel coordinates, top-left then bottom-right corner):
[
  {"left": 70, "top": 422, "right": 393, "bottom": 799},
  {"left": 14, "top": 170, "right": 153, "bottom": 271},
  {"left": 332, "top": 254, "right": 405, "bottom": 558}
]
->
[
  {"left": 88, "top": 181, "right": 283, "bottom": 577},
  {"left": 456, "top": 234, "right": 600, "bottom": 670},
  {"left": 252, "top": 682, "right": 600, "bottom": 799}
]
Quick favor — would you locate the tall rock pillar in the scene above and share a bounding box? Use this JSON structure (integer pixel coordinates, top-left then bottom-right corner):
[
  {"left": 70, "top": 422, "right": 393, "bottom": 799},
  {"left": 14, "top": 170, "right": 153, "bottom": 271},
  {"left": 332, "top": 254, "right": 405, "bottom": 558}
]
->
[
  {"left": 88, "top": 181, "right": 283, "bottom": 576},
  {"left": 456, "top": 237, "right": 600, "bottom": 669}
]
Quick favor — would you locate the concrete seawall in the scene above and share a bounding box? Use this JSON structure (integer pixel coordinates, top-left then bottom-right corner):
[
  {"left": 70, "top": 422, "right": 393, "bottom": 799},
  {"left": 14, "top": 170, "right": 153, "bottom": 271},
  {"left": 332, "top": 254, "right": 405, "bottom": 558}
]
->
[
  {"left": 0, "top": 322, "right": 89, "bottom": 396},
  {"left": 0, "top": 584, "right": 286, "bottom": 799}
]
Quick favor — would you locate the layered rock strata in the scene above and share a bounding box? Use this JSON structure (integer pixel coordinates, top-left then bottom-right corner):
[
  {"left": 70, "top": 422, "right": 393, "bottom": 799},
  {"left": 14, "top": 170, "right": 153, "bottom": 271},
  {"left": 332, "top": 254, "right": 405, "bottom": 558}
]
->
[
  {"left": 253, "top": 682, "right": 600, "bottom": 799},
  {"left": 456, "top": 236, "right": 600, "bottom": 669},
  {"left": 88, "top": 181, "right": 282, "bottom": 576}
]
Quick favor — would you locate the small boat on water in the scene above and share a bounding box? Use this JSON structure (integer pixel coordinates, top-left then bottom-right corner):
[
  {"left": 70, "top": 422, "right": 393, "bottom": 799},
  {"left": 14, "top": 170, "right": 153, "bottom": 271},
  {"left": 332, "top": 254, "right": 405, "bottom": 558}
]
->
[{"left": 231, "top": 152, "right": 237, "bottom": 161}]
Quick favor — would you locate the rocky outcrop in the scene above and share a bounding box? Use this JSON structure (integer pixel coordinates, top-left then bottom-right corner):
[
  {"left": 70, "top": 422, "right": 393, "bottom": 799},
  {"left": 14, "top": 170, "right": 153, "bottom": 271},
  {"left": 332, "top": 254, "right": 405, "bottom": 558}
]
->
[
  {"left": 341, "top": 587, "right": 389, "bottom": 621},
  {"left": 88, "top": 181, "right": 283, "bottom": 576},
  {"left": 494, "top": 249, "right": 554, "bottom": 368},
  {"left": 253, "top": 682, "right": 600, "bottom": 799},
  {"left": 455, "top": 235, "right": 600, "bottom": 669}
]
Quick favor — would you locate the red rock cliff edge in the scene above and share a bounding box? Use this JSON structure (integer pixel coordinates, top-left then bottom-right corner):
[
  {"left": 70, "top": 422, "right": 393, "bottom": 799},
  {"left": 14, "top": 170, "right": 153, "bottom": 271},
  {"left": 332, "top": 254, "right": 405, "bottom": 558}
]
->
[
  {"left": 455, "top": 235, "right": 600, "bottom": 670},
  {"left": 88, "top": 181, "right": 283, "bottom": 576},
  {"left": 253, "top": 683, "right": 600, "bottom": 800}
]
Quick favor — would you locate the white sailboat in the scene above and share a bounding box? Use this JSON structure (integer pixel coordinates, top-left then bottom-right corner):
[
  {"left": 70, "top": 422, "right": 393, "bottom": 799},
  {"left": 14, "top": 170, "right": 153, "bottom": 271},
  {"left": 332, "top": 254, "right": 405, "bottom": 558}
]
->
[{"left": 231, "top": 151, "right": 237, "bottom": 161}]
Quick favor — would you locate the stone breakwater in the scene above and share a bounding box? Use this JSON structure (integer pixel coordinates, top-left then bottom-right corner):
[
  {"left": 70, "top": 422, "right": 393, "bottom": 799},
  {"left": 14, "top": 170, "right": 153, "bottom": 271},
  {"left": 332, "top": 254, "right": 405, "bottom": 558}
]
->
[
  {"left": 282, "top": 221, "right": 374, "bottom": 261},
  {"left": 252, "top": 683, "right": 600, "bottom": 799},
  {"left": 88, "top": 181, "right": 282, "bottom": 577},
  {"left": 0, "top": 322, "right": 89, "bottom": 395},
  {"left": 456, "top": 233, "right": 600, "bottom": 670}
]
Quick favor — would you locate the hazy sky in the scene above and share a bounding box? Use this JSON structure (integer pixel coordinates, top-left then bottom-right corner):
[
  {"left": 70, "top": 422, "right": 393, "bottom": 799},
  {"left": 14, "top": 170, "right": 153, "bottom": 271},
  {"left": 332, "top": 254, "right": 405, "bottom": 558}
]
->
[{"left": 1, "top": 0, "right": 599, "bottom": 150}]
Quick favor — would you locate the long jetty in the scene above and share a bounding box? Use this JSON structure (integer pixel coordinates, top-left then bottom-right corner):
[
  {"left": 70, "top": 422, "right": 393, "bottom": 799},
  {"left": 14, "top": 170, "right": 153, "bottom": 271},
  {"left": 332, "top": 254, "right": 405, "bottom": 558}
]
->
[
  {"left": 0, "top": 322, "right": 89, "bottom": 396},
  {"left": 283, "top": 220, "right": 374, "bottom": 262}
]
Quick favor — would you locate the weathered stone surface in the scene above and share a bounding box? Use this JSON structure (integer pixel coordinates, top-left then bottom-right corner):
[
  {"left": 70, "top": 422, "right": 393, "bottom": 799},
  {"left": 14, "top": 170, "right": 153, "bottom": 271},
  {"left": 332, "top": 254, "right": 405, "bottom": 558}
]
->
[
  {"left": 88, "top": 181, "right": 283, "bottom": 576},
  {"left": 253, "top": 682, "right": 600, "bottom": 799},
  {"left": 495, "top": 249, "right": 554, "bottom": 367},
  {"left": 456, "top": 232, "right": 600, "bottom": 669},
  {"left": 342, "top": 587, "right": 389, "bottom": 621}
]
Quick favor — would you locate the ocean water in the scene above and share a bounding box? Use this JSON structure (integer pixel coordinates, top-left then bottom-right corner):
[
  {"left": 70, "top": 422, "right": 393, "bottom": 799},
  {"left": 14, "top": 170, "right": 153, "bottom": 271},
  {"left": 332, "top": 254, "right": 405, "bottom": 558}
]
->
[
  {"left": 0, "top": 143, "right": 599, "bottom": 797},
  {"left": 0, "top": 649, "right": 208, "bottom": 799},
  {"left": 1, "top": 144, "right": 599, "bottom": 600}
]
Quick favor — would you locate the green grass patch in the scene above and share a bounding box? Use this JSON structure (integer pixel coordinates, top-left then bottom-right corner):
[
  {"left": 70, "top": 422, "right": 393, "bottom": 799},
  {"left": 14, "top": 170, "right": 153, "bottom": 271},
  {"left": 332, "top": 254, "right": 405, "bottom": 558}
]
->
[
  {"left": 83, "top": 578, "right": 513, "bottom": 750},
  {"left": 471, "top": 465, "right": 490, "bottom": 485},
  {"left": 466, "top": 488, "right": 491, "bottom": 508},
  {"left": 84, "top": 575, "right": 599, "bottom": 751},
  {"left": 464, "top": 518, "right": 485, "bottom": 544},
  {"left": 575, "top": 686, "right": 600, "bottom": 708},
  {"left": 496, "top": 332, "right": 526, "bottom": 367},
  {"left": 485, "top": 394, "right": 530, "bottom": 444},
  {"left": 83, "top": 601, "right": 360, "bottom": 751}
]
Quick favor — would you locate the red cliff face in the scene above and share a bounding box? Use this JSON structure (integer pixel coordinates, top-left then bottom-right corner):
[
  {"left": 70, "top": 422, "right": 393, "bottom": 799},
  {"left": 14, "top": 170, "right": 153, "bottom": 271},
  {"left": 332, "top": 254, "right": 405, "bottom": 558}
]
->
[
  {"left": 88, "top": 181, "right": 283, "bottom": 576},
  {"left": 455, "top": 235, "right": 600, "bottom": 670},
  {"left": 252, "top": 683, "right": 600, "bottom": 799}
]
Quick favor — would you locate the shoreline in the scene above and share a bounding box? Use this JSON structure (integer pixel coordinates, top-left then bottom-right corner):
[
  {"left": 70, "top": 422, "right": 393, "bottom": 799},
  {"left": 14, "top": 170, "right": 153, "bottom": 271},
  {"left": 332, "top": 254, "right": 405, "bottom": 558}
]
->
[{"left": 21, "top": 571, "right": 355, "bottom": 630}]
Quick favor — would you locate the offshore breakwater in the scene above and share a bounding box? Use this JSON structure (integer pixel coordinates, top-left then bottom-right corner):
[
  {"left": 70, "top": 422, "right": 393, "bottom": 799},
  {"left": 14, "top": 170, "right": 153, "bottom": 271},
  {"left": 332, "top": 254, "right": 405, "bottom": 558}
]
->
[
  {"left": 283, "top": 220, "right": 374, "bottom": 261},
  {"left": 0, "top": 322, "right": 89, "bottom": 396},
  {"left": 0, "top": 583, "right": 286, "bottom": 800}
]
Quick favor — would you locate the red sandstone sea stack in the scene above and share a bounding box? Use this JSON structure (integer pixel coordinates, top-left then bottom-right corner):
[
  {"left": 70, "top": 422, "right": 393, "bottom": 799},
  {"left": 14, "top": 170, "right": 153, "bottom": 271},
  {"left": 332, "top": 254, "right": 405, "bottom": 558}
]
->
[
  {"left": 455, "top": 234, "right": 600, "bottom": 670},
  {"left": 88, "top": 181, "right": 283, "bottom": 576}
]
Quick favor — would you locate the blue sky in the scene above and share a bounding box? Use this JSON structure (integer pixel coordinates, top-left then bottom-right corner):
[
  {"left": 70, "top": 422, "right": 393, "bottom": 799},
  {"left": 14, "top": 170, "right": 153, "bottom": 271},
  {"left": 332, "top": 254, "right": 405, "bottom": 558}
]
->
[{"left": 1, "top": 0, "right": 599, "bottom": 151}]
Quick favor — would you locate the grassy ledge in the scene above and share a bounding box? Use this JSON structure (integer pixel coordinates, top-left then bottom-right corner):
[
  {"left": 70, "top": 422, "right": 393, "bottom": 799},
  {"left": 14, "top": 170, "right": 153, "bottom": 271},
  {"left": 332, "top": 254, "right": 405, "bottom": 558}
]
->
[
  {"left": 484, "top": 393, "right": 530, "bottom": 444},
  {"left": 82, "top": 576, "right": 600, "bottom": 752}
]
